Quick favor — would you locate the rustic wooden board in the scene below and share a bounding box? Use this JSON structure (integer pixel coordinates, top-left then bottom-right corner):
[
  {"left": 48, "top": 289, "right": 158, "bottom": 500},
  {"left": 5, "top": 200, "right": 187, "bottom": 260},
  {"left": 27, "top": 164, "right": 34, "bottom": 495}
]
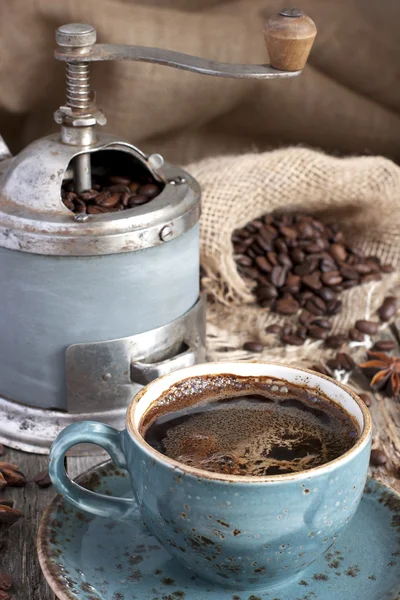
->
[
  {"left": 0, "top": 451, "right": 102, "bottom": 600},
  {"left": 0, "top": 449, "right": 56, "bottom": 600}
]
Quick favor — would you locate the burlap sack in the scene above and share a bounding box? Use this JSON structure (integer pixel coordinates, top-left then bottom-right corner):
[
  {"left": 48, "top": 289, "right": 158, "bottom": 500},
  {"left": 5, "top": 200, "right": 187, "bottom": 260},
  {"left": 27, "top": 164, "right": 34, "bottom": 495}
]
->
[{"left": 187, "top": 147, "right": 400, "bottom": 366}]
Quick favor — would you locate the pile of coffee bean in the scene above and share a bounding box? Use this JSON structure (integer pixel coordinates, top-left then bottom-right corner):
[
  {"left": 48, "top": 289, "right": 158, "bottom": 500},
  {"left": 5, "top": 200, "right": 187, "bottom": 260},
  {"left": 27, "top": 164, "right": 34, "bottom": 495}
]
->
[
  {"left": 233, "top": 213, "right": 394, "bottom": 347},
  {"left": 62, "top": 174, "right": 162, "bottom": 215}
]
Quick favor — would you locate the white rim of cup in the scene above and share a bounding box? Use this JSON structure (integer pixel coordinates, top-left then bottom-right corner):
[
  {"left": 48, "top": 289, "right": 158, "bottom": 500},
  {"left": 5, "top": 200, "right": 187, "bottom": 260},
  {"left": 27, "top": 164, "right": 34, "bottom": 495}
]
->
[{"left": 127, "top": 362, "right": 372, "bottom": 483}]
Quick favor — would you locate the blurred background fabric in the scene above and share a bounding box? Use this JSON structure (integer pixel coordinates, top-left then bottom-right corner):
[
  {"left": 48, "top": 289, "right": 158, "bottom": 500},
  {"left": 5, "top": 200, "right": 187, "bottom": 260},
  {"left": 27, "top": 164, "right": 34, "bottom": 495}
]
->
[{"left": 0, "top": 0, "right": 399, "bottom": 165}]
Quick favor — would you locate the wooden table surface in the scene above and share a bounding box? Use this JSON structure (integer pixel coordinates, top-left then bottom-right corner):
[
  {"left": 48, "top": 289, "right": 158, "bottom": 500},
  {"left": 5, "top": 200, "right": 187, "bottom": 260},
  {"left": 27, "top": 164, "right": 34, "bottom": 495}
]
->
[{"left": 0, "top": 355, "right": 399, "bottom": 599}]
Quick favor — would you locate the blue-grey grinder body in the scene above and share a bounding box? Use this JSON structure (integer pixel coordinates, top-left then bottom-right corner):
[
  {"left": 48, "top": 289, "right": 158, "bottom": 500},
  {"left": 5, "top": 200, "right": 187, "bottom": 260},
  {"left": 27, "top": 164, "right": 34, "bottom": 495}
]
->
[{"left": 0, "top": 227, "right": 199, "bottom": 410}]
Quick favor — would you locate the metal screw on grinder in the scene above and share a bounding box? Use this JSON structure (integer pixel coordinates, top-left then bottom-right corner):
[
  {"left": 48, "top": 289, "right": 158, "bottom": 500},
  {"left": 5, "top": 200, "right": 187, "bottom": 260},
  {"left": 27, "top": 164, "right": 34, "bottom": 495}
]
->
[
  {"left": 56, "top": 23, "right": 97, "bottom": 48},
  {"left": 279, "top": 8, "right": 304, "bottom": 18},
  {"left": 74, "top": 213, "right": 90, "bottom": 223},
  {"left": 168, "top": 176, "right": 187, "bottom": 185},
  {"left": 160, "top": 225, "right": 173, "bottom": 242}
]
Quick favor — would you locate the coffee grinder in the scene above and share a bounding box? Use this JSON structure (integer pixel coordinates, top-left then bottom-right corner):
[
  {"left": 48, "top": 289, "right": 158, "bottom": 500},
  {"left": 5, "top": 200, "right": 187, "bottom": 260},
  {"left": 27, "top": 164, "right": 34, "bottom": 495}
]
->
[{"left": 0, "top": 9, "right": 316, "bottom": 453}]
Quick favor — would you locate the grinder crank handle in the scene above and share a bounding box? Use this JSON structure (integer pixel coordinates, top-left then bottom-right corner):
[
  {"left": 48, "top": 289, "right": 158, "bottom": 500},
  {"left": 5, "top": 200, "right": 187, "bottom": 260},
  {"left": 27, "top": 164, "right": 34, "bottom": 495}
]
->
[{"left": 55, "top": 9, "right": 317, "bottom": 78}]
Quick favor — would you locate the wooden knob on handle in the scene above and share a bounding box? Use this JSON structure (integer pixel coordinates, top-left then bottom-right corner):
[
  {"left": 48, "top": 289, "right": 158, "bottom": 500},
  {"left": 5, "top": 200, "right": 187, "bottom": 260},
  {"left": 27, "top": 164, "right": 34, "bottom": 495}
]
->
[{"left": 264, "top": 8, "right": 317, "bottom": 72}]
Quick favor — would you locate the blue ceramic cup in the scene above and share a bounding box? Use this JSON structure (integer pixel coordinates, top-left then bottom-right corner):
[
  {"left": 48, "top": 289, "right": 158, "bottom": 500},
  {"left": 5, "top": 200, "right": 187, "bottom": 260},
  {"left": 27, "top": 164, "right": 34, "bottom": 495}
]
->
[{"left": 49, "top": 362, "right": 371, "bottom": 590}]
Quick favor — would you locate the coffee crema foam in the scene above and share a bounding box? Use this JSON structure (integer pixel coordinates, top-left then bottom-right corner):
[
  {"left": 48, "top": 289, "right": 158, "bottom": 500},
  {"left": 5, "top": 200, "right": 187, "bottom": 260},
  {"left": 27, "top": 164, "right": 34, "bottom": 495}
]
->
[{"left": 140, "top": 374, "right": 359, "bottom": 477}]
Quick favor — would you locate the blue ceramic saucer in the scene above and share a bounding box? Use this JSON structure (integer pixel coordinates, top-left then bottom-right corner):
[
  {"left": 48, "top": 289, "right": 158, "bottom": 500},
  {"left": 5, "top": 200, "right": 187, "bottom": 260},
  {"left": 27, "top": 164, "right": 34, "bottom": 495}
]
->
[{"left": 38, "top": 462, "right": 400, "bottom": 600}]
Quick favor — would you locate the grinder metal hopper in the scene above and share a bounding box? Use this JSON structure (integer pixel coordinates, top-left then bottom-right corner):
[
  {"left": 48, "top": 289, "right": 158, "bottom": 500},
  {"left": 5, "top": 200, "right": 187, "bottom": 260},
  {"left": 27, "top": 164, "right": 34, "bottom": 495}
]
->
[{"left": 0, "top": 9, "right": 316, "bottom": 454}]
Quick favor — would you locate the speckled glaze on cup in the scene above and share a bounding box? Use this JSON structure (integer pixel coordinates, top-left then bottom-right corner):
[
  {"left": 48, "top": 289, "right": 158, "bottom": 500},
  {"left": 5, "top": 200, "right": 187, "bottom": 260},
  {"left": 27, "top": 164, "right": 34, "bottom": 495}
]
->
[{"left": 49, "top": 363, "right": 372, "bottom": 591}]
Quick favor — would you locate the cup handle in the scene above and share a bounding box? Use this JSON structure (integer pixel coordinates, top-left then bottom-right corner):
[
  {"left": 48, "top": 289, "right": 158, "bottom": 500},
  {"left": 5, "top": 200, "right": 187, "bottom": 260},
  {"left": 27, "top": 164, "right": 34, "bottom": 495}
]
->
[{"left": 49, "top": 421, "right": 135, "bottom": 520}]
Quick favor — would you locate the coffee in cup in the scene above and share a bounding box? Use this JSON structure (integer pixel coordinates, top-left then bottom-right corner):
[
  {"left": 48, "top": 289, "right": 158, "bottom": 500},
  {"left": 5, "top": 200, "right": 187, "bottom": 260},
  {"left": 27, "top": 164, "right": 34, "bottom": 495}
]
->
[{"left": 141, "top": 375, "right": 359, "bottom": 476}]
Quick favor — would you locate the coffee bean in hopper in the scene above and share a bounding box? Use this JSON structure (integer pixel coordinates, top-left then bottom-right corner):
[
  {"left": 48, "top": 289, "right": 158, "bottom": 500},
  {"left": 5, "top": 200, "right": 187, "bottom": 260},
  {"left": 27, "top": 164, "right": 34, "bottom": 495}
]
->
[
  {"left": 62, "top": 172, "right": 161, "bottom": 214},
  {"left": 139, "top": 183, "right": 160, "bottom": 198}
]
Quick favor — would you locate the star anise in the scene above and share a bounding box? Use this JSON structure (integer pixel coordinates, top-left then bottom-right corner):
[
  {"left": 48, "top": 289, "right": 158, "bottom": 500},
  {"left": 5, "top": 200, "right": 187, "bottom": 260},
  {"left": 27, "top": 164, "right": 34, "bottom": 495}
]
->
[
  {"left": 359, "top": 351, "right": 400, "bottom": 398},
  {"left": 0, "top": 463, "right": 26, "bottom": 489}
]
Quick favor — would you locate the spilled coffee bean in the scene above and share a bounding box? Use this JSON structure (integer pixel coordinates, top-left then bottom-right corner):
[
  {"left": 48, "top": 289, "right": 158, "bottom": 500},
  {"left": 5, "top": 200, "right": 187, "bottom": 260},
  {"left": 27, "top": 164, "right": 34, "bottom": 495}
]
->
[
  {"left": 0, "top": 464, "right": 25, "bottom": 488},
  {"left": 326, "top": 358, "right": 341, "bottom": 371},
  {"left": 243, "top": 341, "right": 264, "bottom": 353},
  {"left": 34, "top": 470, "right": 52, "bottom": 489},
  {"left": 234, "top": 212, "right": 394, "bottom": 348},
  {"left": 0, "top": 574, "right": 12, "bottom": 591},
  {"left": 372, "top": 340, "right": 396, "bottom": 352},
  {"left": 370, "top": 449, "right": 387, "bottom": 466},
  {"left": 359, "top": 393, "right": 372, "bottom": 407},
  {"left": 311, "top": 364, "right": 330, "bottom": 376},
  {"left": 0, "top": 504, "right": 22, "bottom": 525},
  {"left": 336, "top": 353, "right": 356, "bottom": 371},
  {"left": 377, "top": 297, "right": 397, "bottom": 322}
]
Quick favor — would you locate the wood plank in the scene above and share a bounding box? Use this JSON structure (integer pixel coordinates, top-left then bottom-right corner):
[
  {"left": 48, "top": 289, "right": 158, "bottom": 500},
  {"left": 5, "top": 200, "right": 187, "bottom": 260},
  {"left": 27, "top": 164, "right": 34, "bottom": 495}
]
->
[
  {"left": 0, "top": 449, "right": 55, "bottom": 600},
  {"left": 66, "top": 455, "right": 105, "bottom": 480}
]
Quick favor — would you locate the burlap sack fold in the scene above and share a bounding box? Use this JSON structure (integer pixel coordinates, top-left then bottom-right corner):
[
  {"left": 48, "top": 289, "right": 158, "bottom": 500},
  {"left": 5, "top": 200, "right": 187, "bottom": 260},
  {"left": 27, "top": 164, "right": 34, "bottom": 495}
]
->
[{"left": 187, "top": 147, "right": 400, "bottom": 365}]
